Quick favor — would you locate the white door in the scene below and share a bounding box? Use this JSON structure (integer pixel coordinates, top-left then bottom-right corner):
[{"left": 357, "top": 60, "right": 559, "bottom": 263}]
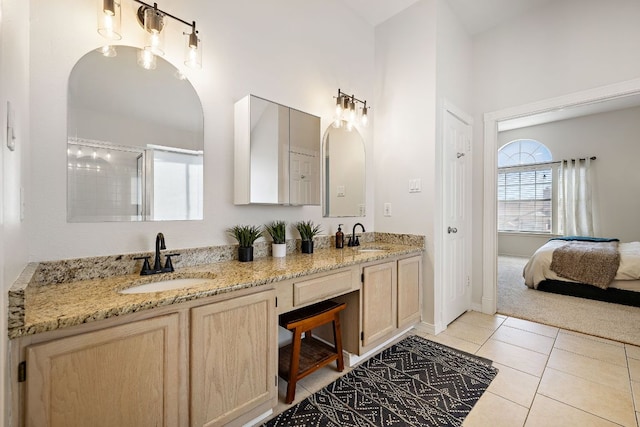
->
[
  {"left": 442, "top": 107, "right": 472, "bottom": 326},
  {"left": 290, "top": 152, "right": 318, "bottom": 205}
]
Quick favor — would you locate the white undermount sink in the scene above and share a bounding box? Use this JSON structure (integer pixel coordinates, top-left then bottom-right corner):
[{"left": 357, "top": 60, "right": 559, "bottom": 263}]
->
[
  {"left": 119, "top": 277, "right": 214, "bottom": 294},
  {"left": 356, "top": 246, "right": 390, "bottom": 253}
]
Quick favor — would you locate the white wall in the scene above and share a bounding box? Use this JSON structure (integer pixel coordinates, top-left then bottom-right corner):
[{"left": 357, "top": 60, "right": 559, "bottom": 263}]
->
[
  {"left": 471, "top": 0, "right": 640, "bottom": 305},
  {"left": 27, "top": 0, "right": 375, "bottom": 261},
  {"left": 498, "top": 105, "right": 640, "bottom": 257},
  {"left": 1, "top": 0, "right": 31, "bottom": 423},
  {"left": 374, "top": 0, "right": 472, "bottom": 326},
  {"left": 374, "top": 0, "right": 437, "bottom": 324}
]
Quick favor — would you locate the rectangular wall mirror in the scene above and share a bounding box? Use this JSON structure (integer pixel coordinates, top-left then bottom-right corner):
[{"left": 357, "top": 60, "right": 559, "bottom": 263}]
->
[{"left": 234, "top": 95, "right": 320, "bottom": 206}]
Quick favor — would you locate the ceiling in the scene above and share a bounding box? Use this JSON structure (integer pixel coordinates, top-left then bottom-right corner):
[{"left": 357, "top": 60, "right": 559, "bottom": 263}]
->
[
  {"left": 339, "top": 0, "right": 422, "bottom": 27},
  {"left": 341, "top": 0, "right": 555, "bottom": 34}
]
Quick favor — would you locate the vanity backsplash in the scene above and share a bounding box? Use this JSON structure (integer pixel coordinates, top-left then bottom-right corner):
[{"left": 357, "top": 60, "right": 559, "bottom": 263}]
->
[
  {"left": 18, "top": 232, "right": 420, "bottom": 288},
  {"left": 16, "top": 232, "right": 424, "bottom": 287}
]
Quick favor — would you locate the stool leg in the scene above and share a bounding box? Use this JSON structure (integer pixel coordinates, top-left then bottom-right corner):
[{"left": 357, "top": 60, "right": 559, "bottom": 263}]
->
[
  {"left": 286, "top": 328, "right": 303, "bottom": 404},
  {"left": 333, "top": 316, "right": 345, "bottom": 372}
]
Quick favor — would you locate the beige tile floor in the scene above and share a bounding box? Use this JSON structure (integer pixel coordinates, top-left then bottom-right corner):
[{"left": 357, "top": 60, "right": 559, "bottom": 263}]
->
[{"left": 267, "top": 311, "right": 640, "bottom": 426}]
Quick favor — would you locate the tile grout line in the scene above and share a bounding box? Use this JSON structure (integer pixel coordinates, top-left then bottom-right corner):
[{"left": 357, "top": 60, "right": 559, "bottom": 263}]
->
[
  {"left": 519, "top": 318, "right": 560, "bottom": 426},
  {"left": 624, "top": 345, "right": 640, "bottom": 426}
]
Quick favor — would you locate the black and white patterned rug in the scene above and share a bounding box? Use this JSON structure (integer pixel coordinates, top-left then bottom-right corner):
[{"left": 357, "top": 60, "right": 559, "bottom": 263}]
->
[{"left": 264, "top": 335, "right": 498, "bottom": 426}]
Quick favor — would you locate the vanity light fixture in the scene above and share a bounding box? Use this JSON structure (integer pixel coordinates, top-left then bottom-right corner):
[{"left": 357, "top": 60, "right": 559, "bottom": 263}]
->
[
  {"left": 97, "top": 0, "right": 202, "bottom": 70},
  {"left": 97, "top": 0, "right": 122, "bottom": 40},
  {"left": 139, "top": 3, "right": 165, "bottom": 57},
  {"left": 332, "top": 89, "right": 369, "bottom": 130}
]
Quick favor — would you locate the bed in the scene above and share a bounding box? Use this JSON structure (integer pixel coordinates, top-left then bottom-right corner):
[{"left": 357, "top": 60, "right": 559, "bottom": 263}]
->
[{"left": 523, "top": 237, "right": 640, "bottom": 306}]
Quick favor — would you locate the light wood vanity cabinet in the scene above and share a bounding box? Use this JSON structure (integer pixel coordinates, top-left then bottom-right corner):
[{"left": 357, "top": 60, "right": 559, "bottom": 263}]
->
[
  {"left": 16, "top": 289, "right": 277, "bottom": 427},
  {"left": 24, "top": 314, "right": 181, "bottom": 427},
  {"left": 360, "top": 255, "right": 422, "bottom": 350},
  {"left": 191, "top": 291, "right": 277, "bottom": 427},
  {"left": 325, "top": 254, "right": 423, "bottom": 356},
  {"left": 361, "top": 261, "right": 397, "bottom": 347},
  {"left": 14, "top": 251, "right": 421, "bottom": 426},
  {"left": 397, "top": 256, "right": 422, "bottom": 329}
]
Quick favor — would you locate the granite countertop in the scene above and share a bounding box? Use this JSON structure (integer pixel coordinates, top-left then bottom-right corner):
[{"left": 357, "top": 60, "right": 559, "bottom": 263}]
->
[{"left": 9, "top": 242, "right": 423, "bottom": 339}]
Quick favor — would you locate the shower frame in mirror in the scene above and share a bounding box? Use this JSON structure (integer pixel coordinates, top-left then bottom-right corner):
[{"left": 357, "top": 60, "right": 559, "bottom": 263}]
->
[
  {"left": 67, "top": 45, "right": 204, "bottom": 222},
  {"left": 322, "top": 121, "right": 366, "bottom": 217}
]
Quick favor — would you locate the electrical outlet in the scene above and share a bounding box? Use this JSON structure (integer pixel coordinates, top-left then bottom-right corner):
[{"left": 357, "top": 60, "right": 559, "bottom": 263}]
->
[
  {"left": 383, "top": 203, "right": 391, "bottom": 217},
  {"left": 337, "top": 185, "right": 345, "bottom": 197},
  {"left": 358, "top": 204, "right": 365, "bottom": 216}
]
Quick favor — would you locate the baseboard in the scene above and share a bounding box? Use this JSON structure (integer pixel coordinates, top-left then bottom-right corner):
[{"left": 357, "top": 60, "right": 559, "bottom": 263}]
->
[
  {"left": 413, "top": 321, "right": 436, "bottom": 335},
  {"left": 471, "top": 302, "right": 482, "bottom": 312},
  {"left": 243, "top": 409, "right": 273, "bottom": 427},
  {"left": 344, "top": 326, "right": 414, "bottom": 367},
  {"left": 481, "top": 296, "right": 495, "bottom": 314}
]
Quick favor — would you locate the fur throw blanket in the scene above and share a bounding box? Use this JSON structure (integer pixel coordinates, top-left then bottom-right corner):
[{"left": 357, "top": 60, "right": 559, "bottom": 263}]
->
[{"left": 550, "top": 241, "right": 620, "bottom": 289}]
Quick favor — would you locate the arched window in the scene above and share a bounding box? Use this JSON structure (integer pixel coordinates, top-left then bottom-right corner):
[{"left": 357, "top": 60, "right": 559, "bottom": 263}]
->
[
  {"left": 498, "top": 139, "right": 557, "bottom": 234},
  {"left": 498, "top": 139, "right": 552, "bottom": 167}
]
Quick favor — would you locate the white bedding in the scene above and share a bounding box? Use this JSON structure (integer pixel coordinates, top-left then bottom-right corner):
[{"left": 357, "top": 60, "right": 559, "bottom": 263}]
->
[{"left": 523, "top": 240, "right": 640, "bottom": 290}]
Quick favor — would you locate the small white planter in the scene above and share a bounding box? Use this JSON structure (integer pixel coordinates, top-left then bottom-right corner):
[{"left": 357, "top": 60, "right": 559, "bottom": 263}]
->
[{"left": 272, "top": 243, "right": 287, "bottom": 258}]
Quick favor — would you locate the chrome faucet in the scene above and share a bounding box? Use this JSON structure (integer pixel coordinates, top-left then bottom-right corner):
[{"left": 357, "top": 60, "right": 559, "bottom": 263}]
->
[
  {"left": 134, "top": 232, "right": 180, "bottom": 275},
  {"left": 348, "top": 223, "right": 365, "bottom": 247}
]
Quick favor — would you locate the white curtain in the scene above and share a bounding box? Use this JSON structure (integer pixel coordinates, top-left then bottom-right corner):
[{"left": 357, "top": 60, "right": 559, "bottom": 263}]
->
[{"left": 560, "top": 158, "right": 594, "bottom": 236}]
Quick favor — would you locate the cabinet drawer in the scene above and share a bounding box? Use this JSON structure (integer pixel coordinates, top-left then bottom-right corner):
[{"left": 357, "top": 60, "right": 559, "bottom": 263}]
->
[{"left": 293, "top": 271, "right": 354, "bottom": 306}]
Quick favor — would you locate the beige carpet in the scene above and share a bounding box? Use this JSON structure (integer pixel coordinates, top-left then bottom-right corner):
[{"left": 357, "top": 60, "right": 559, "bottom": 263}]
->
[{"left": 498, "top": 256, "right": 640, "bottom": 346}]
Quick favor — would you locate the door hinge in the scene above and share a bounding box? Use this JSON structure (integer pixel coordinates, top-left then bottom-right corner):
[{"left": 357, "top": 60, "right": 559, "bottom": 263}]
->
[
  {"left": 360, "top": 331, "right": 364, "bottom": 341},
  {"left": 18, "top": 361, "right": 26, "bottom": 383},
  {"left": 275, "top": 297, "right": 278, "bottom": 307},
  {"left": 275, "top": 375, "right": 278, "bottom": 387},
  {"left": 361, "top": 273, "right": 364, "bottom": 283}
]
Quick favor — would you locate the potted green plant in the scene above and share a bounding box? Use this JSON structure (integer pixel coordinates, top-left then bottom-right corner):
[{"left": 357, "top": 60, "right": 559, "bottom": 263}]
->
[
  {"left": 227, "top": 225, "right": 262, "bottom": 262},
  {"left": 264, "top": 220, "right": 287, "bottom": 258},
  {"left": 296, "top": 220, "right": 322, "bottom": 254}
]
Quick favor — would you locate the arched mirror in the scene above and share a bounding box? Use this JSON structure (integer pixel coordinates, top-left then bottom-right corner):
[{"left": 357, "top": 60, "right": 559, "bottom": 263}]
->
[
  {"left": 323, "top": 122, "right": 365, "bottom": 217},
  {"left": 67, "top": 46, "right": 204, "bottom": 222}
]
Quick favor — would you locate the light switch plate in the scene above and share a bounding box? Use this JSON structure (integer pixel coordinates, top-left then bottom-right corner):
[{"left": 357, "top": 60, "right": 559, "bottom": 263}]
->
[
  {"left": 409, "top": 178, "right": 421, "bottom": 193},
  {"left": 384, "top": 203, "right": 391, "bottom": 217}
]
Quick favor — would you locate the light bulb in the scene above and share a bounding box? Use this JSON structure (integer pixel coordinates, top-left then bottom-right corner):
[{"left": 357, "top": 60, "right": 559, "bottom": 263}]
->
[
  {"left": 348, "top": 102, "right": 356, "bottom": 123},
  {"left": 143, "top": 7, "right": 165, "bottom": 56},
  {"left": 361, "top": 106, "right": 369, "bottom": 127},
  {"left": 184, "top": 30, "right": 202, "bottom": 69},
  {"left": 335, "top": 96, "right": 343, "bottom": 116},
  {"left": 97, "top": 0, "right": 121, "bottom": 40},
  {"left": 150, "top": 32, "right": 162, "bottom": 55}
]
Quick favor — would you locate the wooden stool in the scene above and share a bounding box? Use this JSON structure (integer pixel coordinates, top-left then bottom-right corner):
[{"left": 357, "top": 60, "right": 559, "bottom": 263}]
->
[{"left": 278, "top": 300, "right": 346, "bottom": 404}]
